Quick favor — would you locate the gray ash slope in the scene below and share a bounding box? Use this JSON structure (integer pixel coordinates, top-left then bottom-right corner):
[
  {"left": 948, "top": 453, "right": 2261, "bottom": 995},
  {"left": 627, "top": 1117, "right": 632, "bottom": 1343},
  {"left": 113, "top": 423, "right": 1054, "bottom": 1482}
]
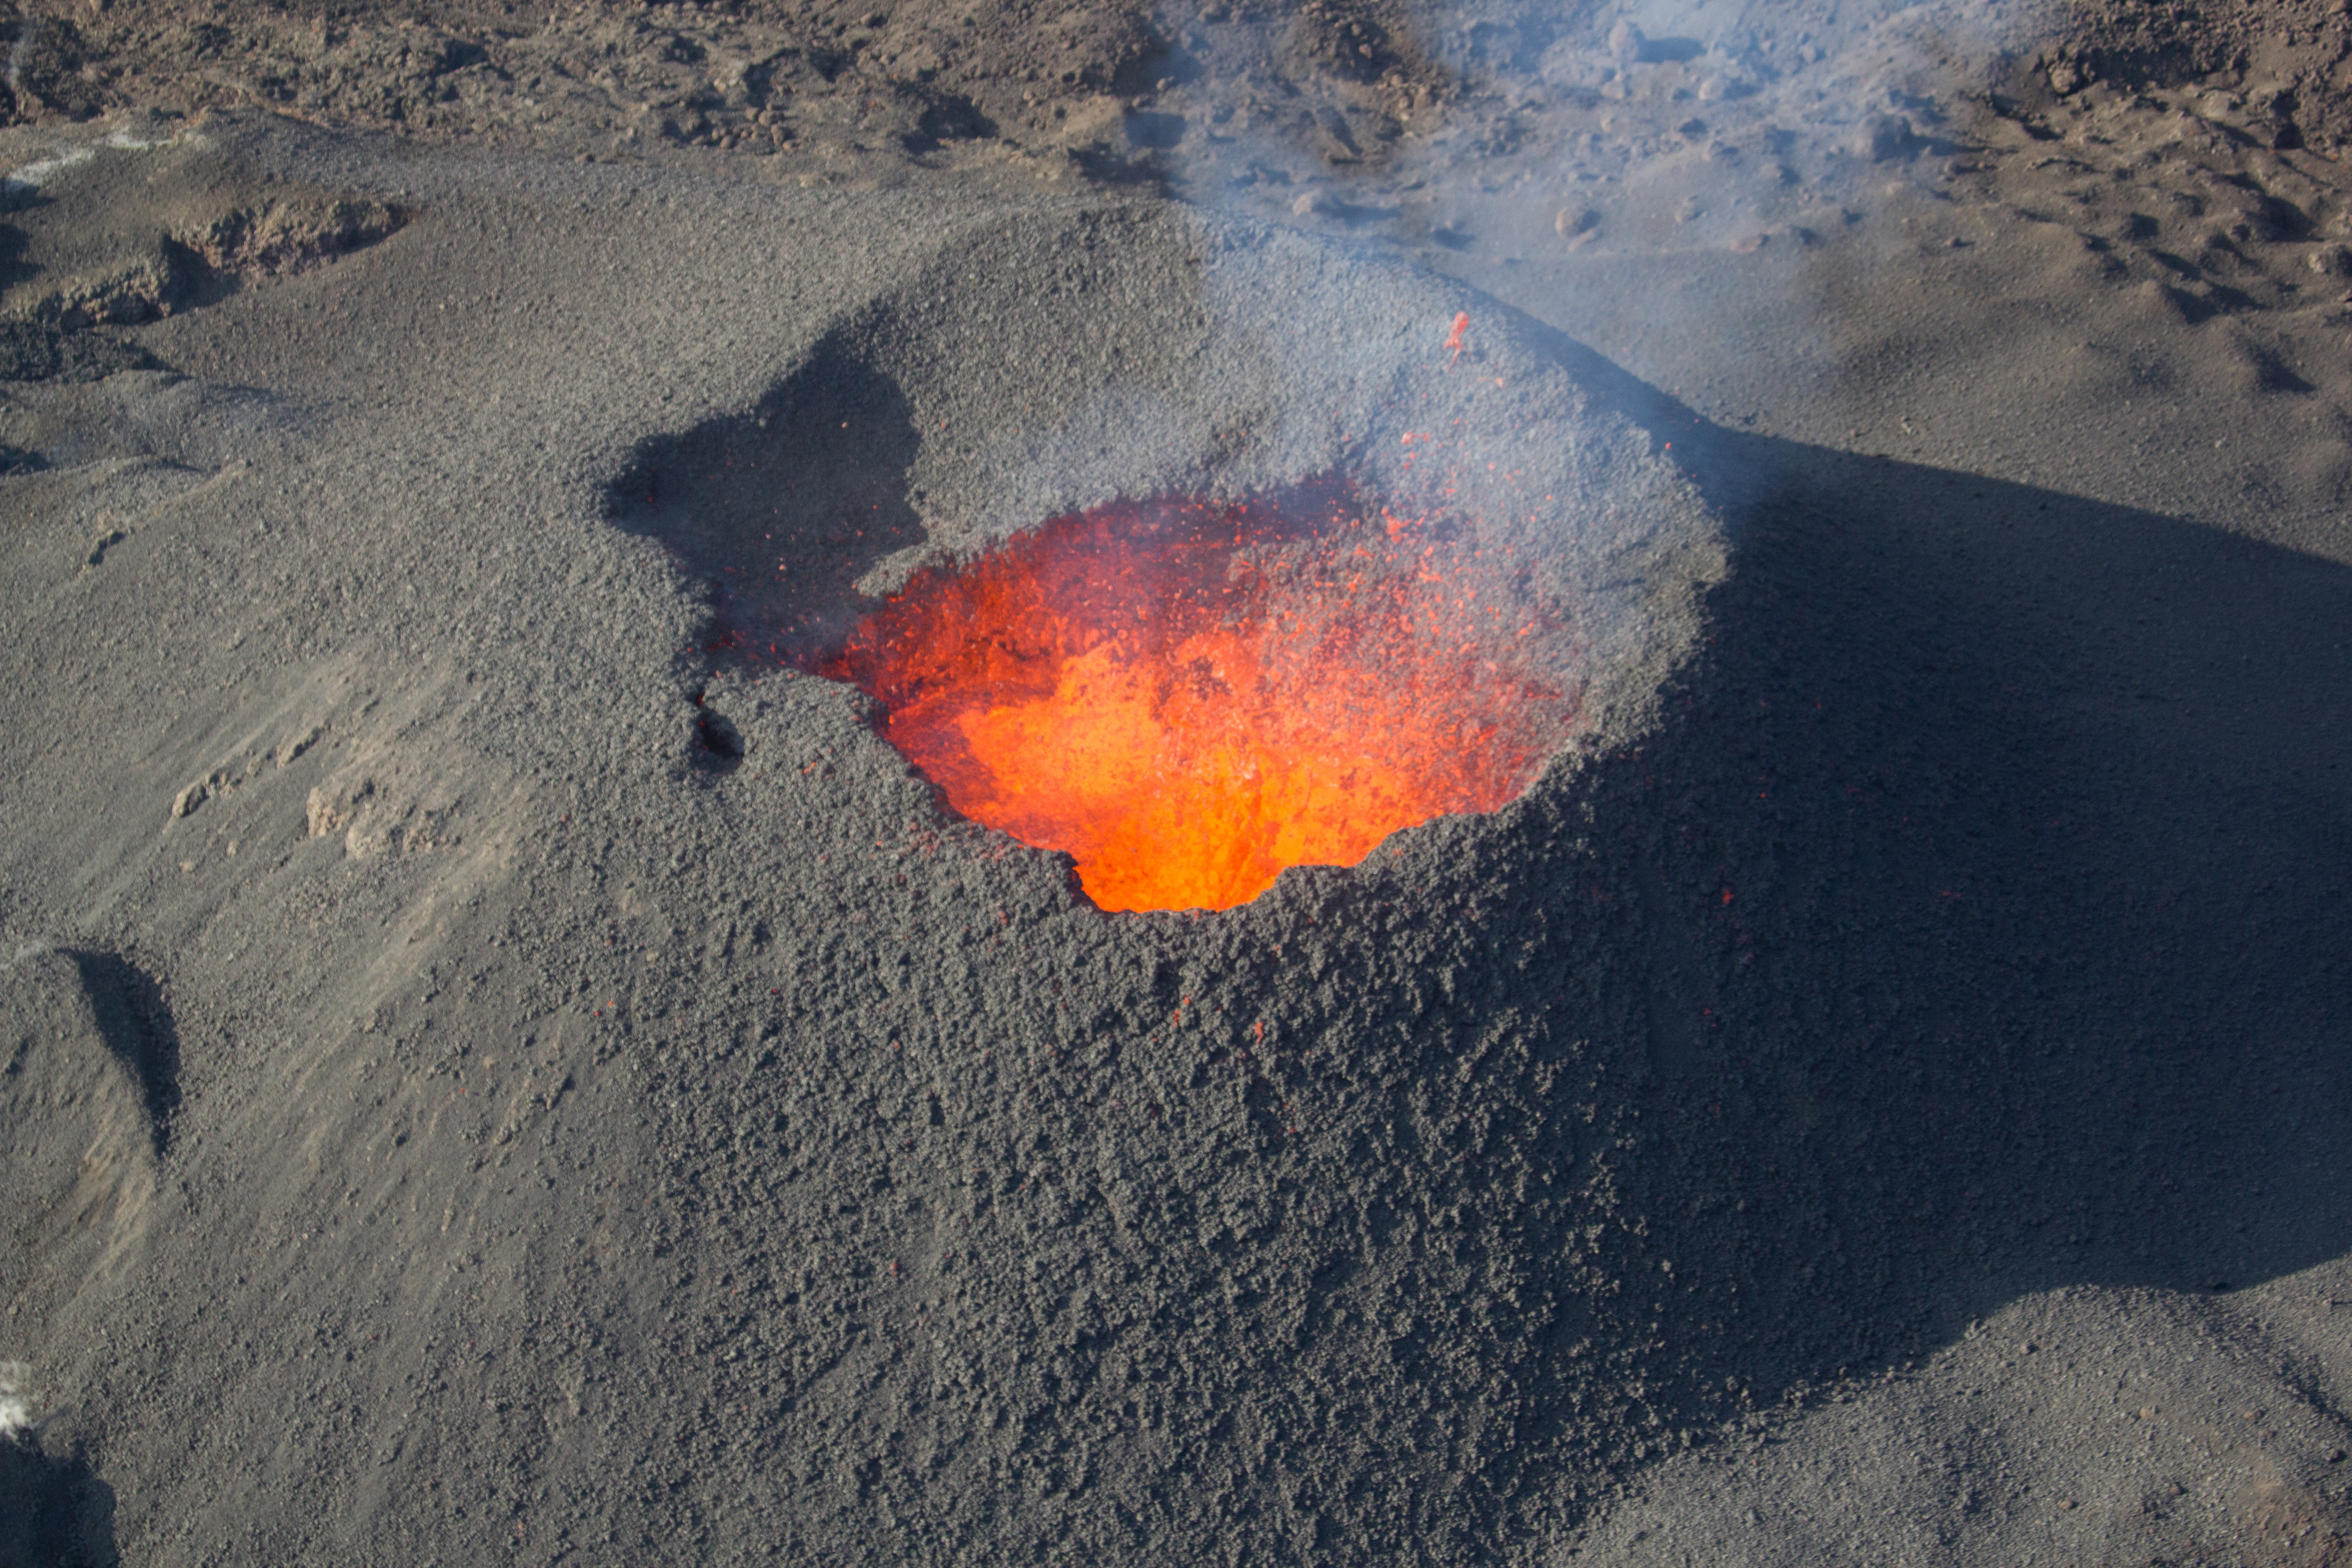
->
[{"left": 0, "top": 118, "right": 1740, "bottom": 1565}]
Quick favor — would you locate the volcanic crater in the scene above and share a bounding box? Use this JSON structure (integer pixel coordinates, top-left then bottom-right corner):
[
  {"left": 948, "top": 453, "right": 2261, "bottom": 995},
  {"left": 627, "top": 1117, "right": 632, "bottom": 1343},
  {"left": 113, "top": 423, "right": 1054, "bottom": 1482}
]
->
[{"left": 614, "top": 205, "right": 1722, "bottom": 916}]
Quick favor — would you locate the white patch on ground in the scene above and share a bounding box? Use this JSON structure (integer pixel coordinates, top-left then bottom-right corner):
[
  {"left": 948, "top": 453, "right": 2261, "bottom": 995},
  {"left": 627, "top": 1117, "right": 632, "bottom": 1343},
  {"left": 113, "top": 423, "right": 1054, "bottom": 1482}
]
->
[
  {"left": 103, "top": 122, "right": 201, "bottom": 152},
  {"left": 1, "top": 121, "right": 208, "bottom": 199},
  {"left": 0, "top": 144, "right": 93, "bottom": 196}
]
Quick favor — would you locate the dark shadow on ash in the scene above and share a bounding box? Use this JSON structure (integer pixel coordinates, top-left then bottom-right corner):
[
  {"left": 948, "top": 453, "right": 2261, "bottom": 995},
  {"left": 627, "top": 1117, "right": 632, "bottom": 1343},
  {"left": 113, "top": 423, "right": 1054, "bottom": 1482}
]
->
[
  {"left": 910, "top": 93, "right": 997, "bottom": 152},
  {"left": 0, "top": 319, "right": 157, "bottom": 385},
  {"left": 1452, "top": 321, "right": 2352, "bottom": 1424},
  {"left": 1634, "top": 34, "right": 1705, "bottom": 63},
  {"left": 1176, "top": 331, "right": 2352, "bottom": 1544},
  {"left": 611, "top": 335, "right": 924, "bottom": 671},
  {"left": 1124, "top": 110, "right": 1188, "bottom": 151},
  {"left": 64, "top": 951, "right": 179, "bottom": 1156},
  {"left": 0, "top": 220, "right": 34, "bottom": 292},
  {"left": 0, "top": 1432, "right": 118, "bottom": 1568}
]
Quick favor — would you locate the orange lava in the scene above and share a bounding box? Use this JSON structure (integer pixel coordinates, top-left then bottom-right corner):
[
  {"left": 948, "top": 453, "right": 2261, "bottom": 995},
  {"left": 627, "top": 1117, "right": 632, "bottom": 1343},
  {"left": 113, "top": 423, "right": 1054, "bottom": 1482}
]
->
[{"left": 822, "top": 483, "right": 1578, "bottom": 912}]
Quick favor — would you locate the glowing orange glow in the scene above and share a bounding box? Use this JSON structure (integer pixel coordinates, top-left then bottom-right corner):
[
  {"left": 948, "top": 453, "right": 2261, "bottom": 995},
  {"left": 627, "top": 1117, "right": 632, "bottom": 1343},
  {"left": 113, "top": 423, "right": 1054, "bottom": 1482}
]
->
[{"left": 821, "top": 481, "right": 1579, "bottom": 912}]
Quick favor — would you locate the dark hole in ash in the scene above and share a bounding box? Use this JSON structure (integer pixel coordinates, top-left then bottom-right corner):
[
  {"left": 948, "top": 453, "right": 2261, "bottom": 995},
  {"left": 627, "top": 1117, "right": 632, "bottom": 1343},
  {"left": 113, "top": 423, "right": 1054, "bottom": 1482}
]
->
[
  {"left": 610, "top": 335, "right": 924, "bottom": 671},
  {"left": 694, "top": 710, "right": 745, "bottom": 767}
]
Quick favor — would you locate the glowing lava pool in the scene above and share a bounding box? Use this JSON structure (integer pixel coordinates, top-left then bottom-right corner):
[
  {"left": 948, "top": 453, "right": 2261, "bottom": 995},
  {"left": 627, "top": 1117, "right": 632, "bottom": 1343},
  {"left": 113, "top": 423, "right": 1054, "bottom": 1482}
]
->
[{"left": 822, "top": 480, "right": 1581, "bottom": 912}]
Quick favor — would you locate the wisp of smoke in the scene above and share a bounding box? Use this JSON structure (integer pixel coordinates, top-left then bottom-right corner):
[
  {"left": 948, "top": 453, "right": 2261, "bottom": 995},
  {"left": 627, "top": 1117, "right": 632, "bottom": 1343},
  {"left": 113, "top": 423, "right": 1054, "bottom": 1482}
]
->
[{"left": 0, "top": 1362, "right": 35, "bottom": 1438}]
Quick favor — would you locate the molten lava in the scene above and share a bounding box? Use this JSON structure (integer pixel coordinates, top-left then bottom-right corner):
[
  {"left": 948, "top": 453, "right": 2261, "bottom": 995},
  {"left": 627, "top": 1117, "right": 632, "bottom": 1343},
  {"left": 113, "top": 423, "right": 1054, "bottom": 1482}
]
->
[{"left": 822, "top": 483, "right": 1578, "bottom": 912}]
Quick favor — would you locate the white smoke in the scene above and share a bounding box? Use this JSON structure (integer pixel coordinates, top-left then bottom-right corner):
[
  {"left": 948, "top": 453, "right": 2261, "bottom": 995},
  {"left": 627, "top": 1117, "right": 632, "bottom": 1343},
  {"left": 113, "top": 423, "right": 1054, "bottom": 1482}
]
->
[
  {"left": 0, "top": 1361, "right": 35, "bottom": 1438},
  {"left": 5, "top": 17, "right": 29, "bottom": 97},
  {"left": 1129, "top": 0, "right": 2057, "bottom": 264}
]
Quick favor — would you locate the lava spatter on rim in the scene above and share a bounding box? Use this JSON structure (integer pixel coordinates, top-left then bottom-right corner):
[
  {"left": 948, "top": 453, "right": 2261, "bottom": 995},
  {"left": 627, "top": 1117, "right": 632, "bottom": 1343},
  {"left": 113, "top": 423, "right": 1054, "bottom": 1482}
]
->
[{"left": 818, "top": 476, "right": 1583, "bottom": 911}]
